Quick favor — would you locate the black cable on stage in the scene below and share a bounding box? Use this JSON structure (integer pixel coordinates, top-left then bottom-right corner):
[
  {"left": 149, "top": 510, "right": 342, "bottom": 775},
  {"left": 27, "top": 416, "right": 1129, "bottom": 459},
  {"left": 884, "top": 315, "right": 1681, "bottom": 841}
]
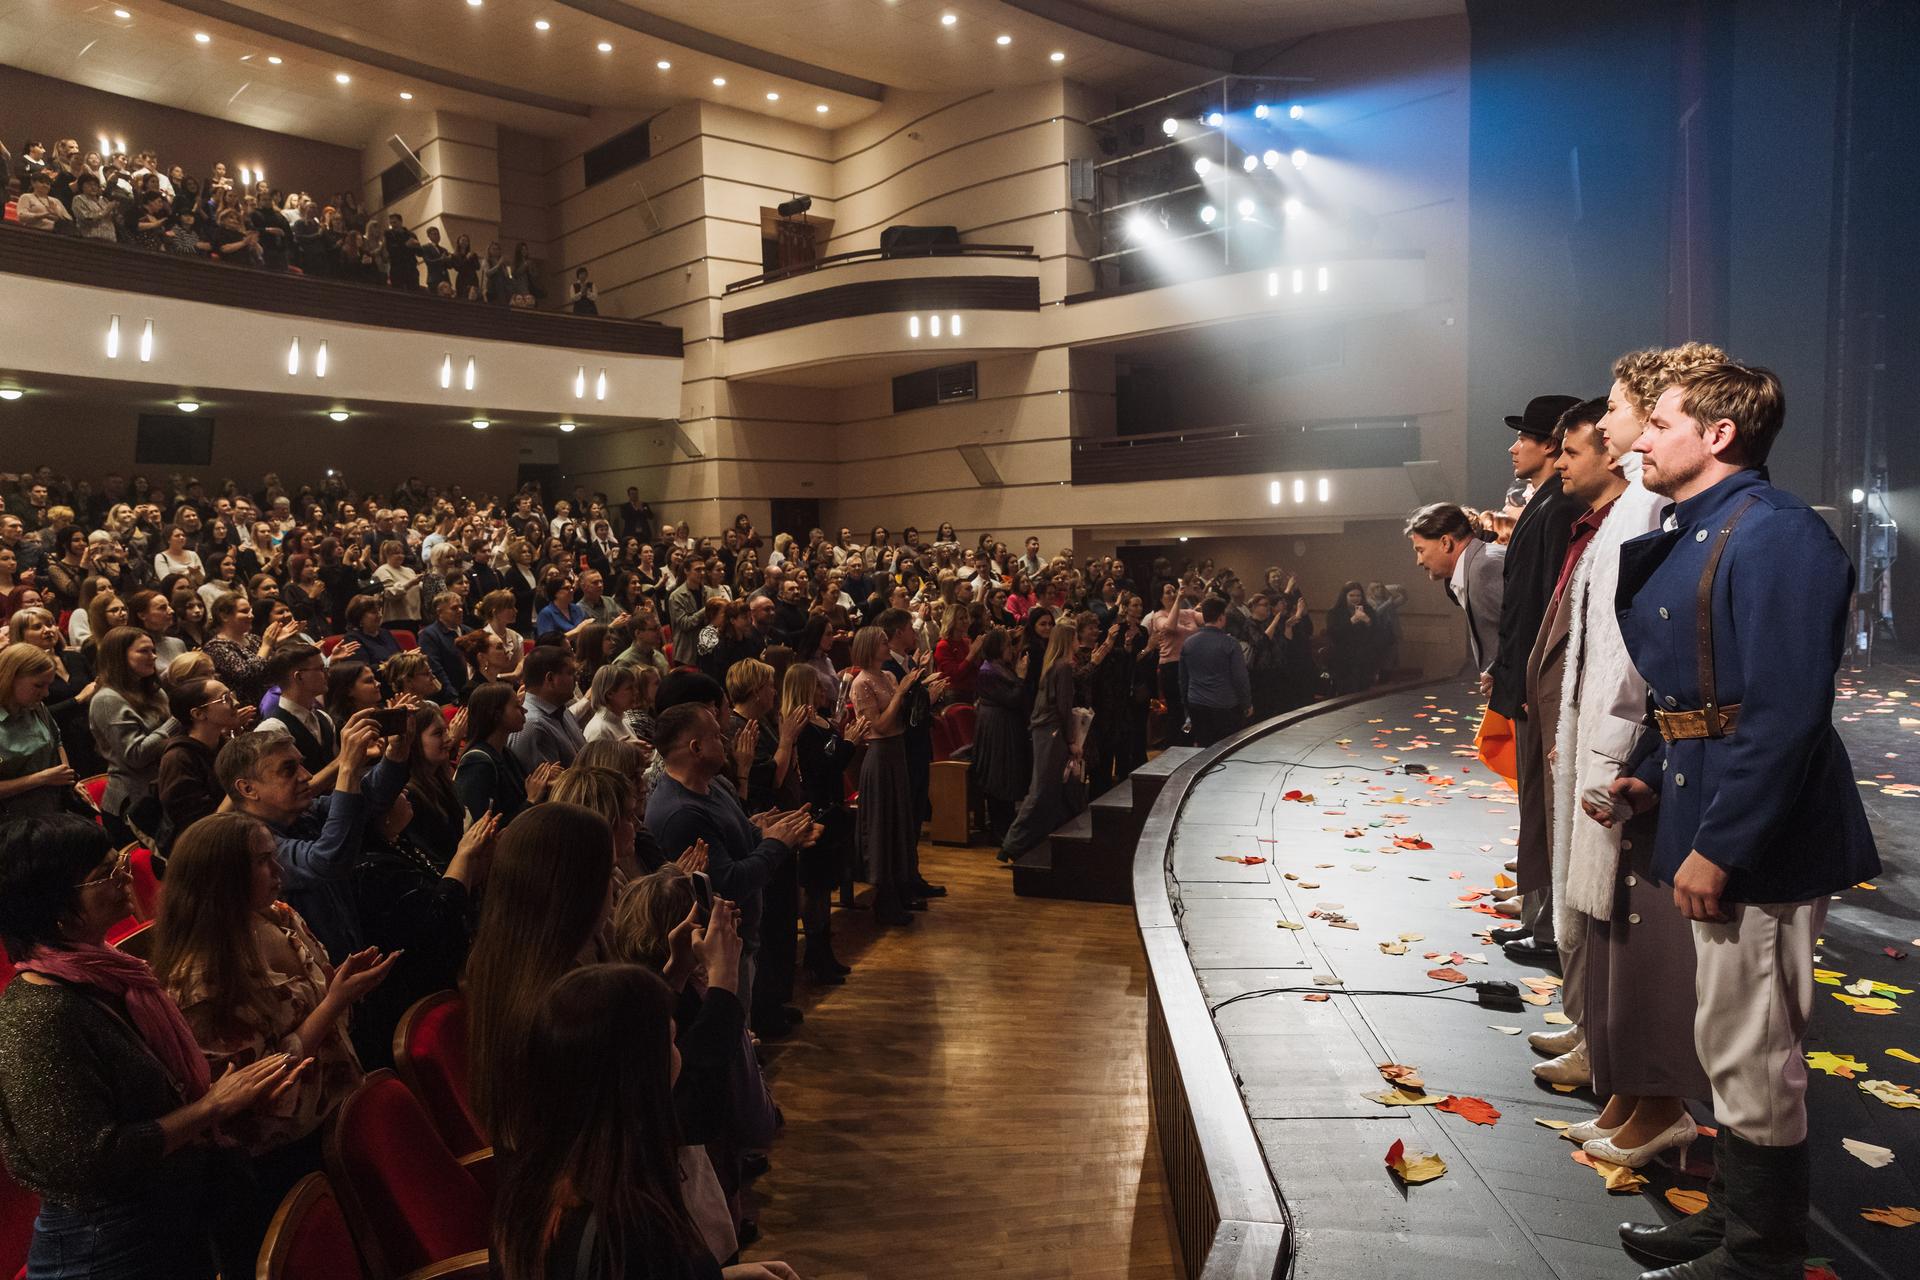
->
[{"left": 1209, "top": 981, "right": 1481, "bottom": 1013}]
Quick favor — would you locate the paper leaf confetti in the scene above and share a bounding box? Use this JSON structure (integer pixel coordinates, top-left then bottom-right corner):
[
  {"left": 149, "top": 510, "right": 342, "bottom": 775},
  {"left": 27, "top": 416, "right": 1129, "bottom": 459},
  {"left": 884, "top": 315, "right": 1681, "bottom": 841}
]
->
[
  {"left": 1365, "top": 1087, "right": 1443, "bottom": 1107},
  {"left": 1888, "top": 1049, "right": 1920, "bottom": 1064},
  {"left": 1437, "top": 1095, "right": 1501, "bottom": 1127},
  {"left": 1378, "top": 1062, "right": 1425, "bottom": 1090},
  {"left": 1834, "top": 993, "right": 1899, "bottom": 1014},
  {"left": 1542, "top": 1011, "right": 1573, "bottom": 1025},
  {"left": 1806, "top": 1051, "right": 1867, "bottom": 1079},
  {"left": 1843, "top": 1138, "right": 1896, "bottom": 1169},
  {"left": 1282, "top": 790, "right": 1317, "bottom": 803},
  {"left": 1379, "top": 941, "right": 1409, "bottom": 955},
  {"left": 1489, "top": 1025, "right": 1523, "bottom": 1035},
  {"left": 1860, "top": 1079, "right": 1920, "bottom": 1109},
  {"left": 1276, "top": 919, "right": 1305, "bottom": 931},
  {"left": 1664, "top": 1189, "right": 1710, "bottom": 1215},
  {"left": 1534, "top": 1118, "right": 1571, "bottom": 1130},
  {"left": 1427, "top": 966, "right": 1468, "bottom": 983},
  {"left": 1216, "top": 855, "right": 1268, "bottom": 866},
  {"left": 1860, "top": 1206, "right": 1920, "bottom": 1228},
  {"left": 1385, "top": 1138, "right": 1447, "bottom": 1185},
  {"left": 1572, "top": 1149, "right": 1649, "bottom": 1193}
]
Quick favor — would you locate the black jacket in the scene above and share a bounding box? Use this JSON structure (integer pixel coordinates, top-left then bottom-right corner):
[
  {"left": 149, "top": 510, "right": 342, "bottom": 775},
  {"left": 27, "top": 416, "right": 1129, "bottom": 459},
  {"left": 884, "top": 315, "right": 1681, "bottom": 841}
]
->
[{"left": 1490, "top": 473, "right": 1576, "bottom": 720}]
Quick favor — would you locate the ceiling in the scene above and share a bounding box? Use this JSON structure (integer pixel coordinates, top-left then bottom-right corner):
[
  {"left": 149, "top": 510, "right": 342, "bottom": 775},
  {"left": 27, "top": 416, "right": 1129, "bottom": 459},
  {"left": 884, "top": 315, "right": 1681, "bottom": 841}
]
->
[{"left": 0, "top": 0, "right": 1465, "bottom": 148}]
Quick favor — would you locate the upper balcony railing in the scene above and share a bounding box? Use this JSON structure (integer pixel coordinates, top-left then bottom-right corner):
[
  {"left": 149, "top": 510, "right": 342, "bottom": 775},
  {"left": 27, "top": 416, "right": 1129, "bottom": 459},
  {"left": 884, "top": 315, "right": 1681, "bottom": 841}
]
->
[
  {"left": 1072, "top": 415, "right": 1420, "bottom": 485},
  {"left": 723, "top": 242, "right": 1038, "bottom": 295},
  {"left": 0, "top": 222, "right": 683, "bottom": 358}
]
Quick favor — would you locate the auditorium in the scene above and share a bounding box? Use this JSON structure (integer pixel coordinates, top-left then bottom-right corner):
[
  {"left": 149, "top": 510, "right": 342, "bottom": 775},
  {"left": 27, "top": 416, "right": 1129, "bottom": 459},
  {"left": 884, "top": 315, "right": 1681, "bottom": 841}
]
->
[{"left": 0, "top": 1, "right": 1915, "bottom": 1278}]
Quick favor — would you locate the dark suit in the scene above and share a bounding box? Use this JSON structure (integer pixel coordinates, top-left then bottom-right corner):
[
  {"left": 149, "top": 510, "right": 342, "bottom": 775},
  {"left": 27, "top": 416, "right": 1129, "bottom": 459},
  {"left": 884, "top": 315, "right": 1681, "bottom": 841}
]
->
[{"left": 418, "top": 620, "right": 470, "bottom": 695}]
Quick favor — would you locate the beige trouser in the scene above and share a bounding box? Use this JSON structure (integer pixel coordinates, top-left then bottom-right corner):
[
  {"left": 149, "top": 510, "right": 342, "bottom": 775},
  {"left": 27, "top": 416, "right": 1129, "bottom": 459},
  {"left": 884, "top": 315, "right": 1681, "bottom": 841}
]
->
[
  {"left": 1691, "top": 899, "right": 1826, "bottom": 1146},
  {"left": 1557, "top": 921, "right": 1587, "bottom": 1029}
]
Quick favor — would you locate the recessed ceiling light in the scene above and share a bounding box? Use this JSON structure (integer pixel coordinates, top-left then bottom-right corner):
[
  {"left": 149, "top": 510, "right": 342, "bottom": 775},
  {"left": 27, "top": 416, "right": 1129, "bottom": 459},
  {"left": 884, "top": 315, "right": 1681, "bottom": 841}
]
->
[
  {"left": 176, "top": 400, "right": 201, "bottom": 413},
  {"left": 1049, "top": 50, "right": 1065, "bottom": 62},
  {"left": 328, "top": 410, "right": 350, "bottom": 422},
  {"left": 656, "top": 59, "right": 671, "bottom": 70},
  {"left": 712, "top": 76, "right": 726, "bottom": 86},
  {"left": 766, "top": 91, "right": 779, "bottom": 101},
  {"left": 240, "top": 54, "right": 252, "bottom": 61},
  {"left": 466, "top": 0, "right": 483, "bottom": 7},
  {"left": 399, "top": 91, "right": 413, "bottom": 100},
  {"left": 996, "top": 34, "right": 1011, "bottom": 45},
  {"left": 816, "top": 104, "right": 829, "bottom": 113},
  {"left": 471, "top": 418, "right": 490, "bottom": 430},
  {"left": 0, "top": 389, "right": 22, "bottom": 401},
  {"left": 941, "top": 12, "right": 957, "bottom": 25},
  {"left": 113, "top": 8, "right": 129, "bottom": 17},
  {"left": 193, "top": 32, "right": 210, "bottom": 43},
  {"left": 534, "top": 19, "right": 550, "bottom": 30},
  {"left": 267, "top": 55, "right": 282, "bottom": 64},
  {"left": 558, "top": 421, "right": 577, "bottom": 433},
  {"left": 334, "top": 72, "right": 350, "bottom": 84},
  {"left": 596, "top": 40, "right": 612, "bottom": 52}
]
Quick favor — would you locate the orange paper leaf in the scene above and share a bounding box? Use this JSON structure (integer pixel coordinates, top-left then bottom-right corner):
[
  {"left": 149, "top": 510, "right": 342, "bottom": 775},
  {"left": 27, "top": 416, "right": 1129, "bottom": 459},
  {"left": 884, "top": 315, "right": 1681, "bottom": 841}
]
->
[
  {"left": 1427, "top": 966, "right": 1468, "bottom": 983},
  {"left": 1437, "top": 1095, "right": 1501, "bottom": 1127}
]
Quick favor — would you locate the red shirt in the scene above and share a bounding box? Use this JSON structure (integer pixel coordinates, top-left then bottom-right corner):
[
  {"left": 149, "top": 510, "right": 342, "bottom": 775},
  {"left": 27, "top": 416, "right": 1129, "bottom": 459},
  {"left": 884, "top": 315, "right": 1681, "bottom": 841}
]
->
[{"left": 1552, "top": 498, "right": 1615, "bottom": 602}]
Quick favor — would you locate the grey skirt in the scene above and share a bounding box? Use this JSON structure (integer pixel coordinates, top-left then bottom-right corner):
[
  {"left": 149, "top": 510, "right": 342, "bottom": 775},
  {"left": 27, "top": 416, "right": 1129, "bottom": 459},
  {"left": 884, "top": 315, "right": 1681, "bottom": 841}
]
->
[{"left": 857, "top": 735, "right": 917, "bottom": 886}]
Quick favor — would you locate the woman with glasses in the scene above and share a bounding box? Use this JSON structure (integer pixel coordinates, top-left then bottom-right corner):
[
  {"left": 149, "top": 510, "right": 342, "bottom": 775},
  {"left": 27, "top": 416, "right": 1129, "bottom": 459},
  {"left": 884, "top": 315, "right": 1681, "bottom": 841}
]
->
[
  {"left": 0, "top": 815, "right": 306, "bottom": 1279},
  {"left": 156, "top": 678, "right": 250, "bottom": 852}
]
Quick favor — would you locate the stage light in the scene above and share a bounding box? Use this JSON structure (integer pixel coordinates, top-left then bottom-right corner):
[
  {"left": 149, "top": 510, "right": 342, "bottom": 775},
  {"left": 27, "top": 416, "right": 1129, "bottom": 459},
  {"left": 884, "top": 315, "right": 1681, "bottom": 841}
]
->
[
  {"left": 399, "top": 92, "right": 413, "bottom": 100},
  {"left": 287, "top": 337, "right": 301, "bottom": 375},
  {"left": 1126, "top": 214, "right": 1154, "bottom": 242},
  {"left": 558, "top": 421, "right": 577, "bottom": 433},
  {"left": 1205, "top": 111, "right": 1223, "bottom": 127},
  {"left": 334, "top": 73, "right": 350, "bottom": 84},
  {"left": 0, "top": 389, "right": 21, "bottom": 401},
  {"left": 471, "top": 418, "right": 490, "bottom": 430},
  {"left": 194, "top": 32, "right": 210, "bottom": 44},
  {"left": 996, "top": 35, "right": 1012, "bottom": 45},
  {"left": 658, "top": 60, "right": 671, "bottom": 69},
  {"left": 941, "top": 12, "right": 957, "bottom": 25},
  {"left": 816, "top": 104, "right": 829, "bottom": 113},
  {"left": 139, "top": 318, "right": 153, "bottom": 362},
  {"left": 176, "top": 400, "right": 201, "bottom": 413},
  {"left": 1283, "top": 197, "right": 1303, "bottom": 216},
  {"left": 1178, "top": 536, "right": 1188, "bottom": 543},
  {"left": 1262, "top": 149, "right": 1280, "bottom": 169},
  {"left": 1193, "top": 157, "right": 1211, "bottom": 176},
  {"left": 767, "top": 92, "right": 780, "bottom": 101},
  {"left": 1199, "top": 205, "right": 1216, "bottom": 225},
  {"left": 315, "top": 341, "right": 328, "bottom": 378},
  {"left": 712, "top": 77, "right": 726, "bottom": 86},
  {"left": 267, "top": 56, "right": 281, "bottom": 65},
  {"left": 777, "top": 195, "right": 813, "bottom": 217},
  {"left": 1852, "top": 488, "right": 1867, "bottom": 504},
  {"left": 1237, "top": 198, "right": 1255, "bottom": 219},
  {"left": 440, "top": 355, "right": 452, "bottom": 389},
  {"left": 1292, "top": 268, "right": 1305, "bottom": 294},
  {"left": 106, "top": 315, "right": 120, "bottom": 359},
  {"left": 1254, "top": 104, "right": 1270, "bottom": 120},
  {"left": 463, "top": 357, "right": 476, "bottom": 391},
  {"left": 328, "top": 410, "right": 349, "bottom": 422},
  {"left": 1161, "top": 118, "right": 1178, "bottom": 137},
  {"left": 1269, "top": 480, "right": 1281, "bottom": 505},
  {"left": 1242, "top": 154, "right": 1258, "bottom": 173},
  {"left": 1293, "top": 478, "right": 1306, "bottom": 504},
  {"left": 574, "top": 366, "right": 586, "bottom": 398},
  {"left": 1291, "top": 149, "right": 1308, "bottom": 169},
  {"left": 1289, "top": 104, "right": 1304, "bottom": 120},
  {"left": 595, "top": 369, "right": 607, "bottom": 401},
  {"left": 113, "top": 8, "right": 129, "bottom": 17}
]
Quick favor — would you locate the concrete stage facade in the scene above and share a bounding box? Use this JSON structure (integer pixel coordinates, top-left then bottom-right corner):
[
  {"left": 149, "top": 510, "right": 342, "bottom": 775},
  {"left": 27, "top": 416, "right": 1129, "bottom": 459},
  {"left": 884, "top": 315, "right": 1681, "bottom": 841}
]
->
[{"left": 1138, "top": 679, "right": 1916, "bottom": 1280}]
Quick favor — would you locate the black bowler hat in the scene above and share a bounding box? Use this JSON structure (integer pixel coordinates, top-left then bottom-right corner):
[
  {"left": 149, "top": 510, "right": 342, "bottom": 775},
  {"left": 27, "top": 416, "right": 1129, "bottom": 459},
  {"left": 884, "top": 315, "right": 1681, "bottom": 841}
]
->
[{"left": 1504, "top": 395, "right": 1581, "bottom": 439}]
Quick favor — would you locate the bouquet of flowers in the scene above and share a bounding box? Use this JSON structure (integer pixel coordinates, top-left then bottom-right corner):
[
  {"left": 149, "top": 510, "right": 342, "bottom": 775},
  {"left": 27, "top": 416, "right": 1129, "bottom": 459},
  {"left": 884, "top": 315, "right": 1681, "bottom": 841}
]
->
[{"left": 1064, "top": 707, "right": 1095, "bottom": 782}]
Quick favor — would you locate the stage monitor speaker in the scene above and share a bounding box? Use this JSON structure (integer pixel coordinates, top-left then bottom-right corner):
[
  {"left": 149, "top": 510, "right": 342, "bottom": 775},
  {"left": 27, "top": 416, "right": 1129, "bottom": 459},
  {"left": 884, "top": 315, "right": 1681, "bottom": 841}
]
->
[{"left": 880, "top": 224, "right": 960, "bottom": 255}]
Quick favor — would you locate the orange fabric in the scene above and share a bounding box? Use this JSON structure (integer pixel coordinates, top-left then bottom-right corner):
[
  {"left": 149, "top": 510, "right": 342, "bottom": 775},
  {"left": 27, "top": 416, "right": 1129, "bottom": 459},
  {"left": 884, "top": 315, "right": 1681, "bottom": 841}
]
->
[{"left": 1475, "top": 707, "right": 1518, "bottom": 788}]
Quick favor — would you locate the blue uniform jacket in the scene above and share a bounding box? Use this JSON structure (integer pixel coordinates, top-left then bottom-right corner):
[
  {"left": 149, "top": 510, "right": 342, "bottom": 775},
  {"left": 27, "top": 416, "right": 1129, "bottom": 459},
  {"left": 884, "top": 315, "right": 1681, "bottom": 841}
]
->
[{"left": 1615, "top": 468, "right": 1877, "bottom": 904}]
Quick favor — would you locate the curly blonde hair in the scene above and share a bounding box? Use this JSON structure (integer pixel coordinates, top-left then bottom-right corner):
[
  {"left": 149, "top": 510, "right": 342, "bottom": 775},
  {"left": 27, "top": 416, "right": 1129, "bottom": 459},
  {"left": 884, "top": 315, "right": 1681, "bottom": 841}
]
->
[{"left": 1612, "top": 341, "right": 1729, "bottom": 415}]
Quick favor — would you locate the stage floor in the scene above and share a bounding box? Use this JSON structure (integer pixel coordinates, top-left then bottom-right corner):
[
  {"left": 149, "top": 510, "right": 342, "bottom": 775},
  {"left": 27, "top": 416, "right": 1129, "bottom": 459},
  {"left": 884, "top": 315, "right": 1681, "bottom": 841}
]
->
[{"left": 1168, "top": 676, "right": 1916, "bottom": 1280}]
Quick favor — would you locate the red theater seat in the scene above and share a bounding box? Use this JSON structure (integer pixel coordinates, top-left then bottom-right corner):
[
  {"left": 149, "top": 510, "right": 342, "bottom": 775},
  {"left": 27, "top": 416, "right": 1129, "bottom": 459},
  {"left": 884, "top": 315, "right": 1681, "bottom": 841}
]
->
[
  {"left": 0, "top": 1161, "right": 36, "bottom": 1280},
  {"left": 79, "top": 774, "right": 108, "bottom": 812},
  {"left": 324, "top": 1071, "right": 489, "bottom": 1280},
  {"left": 392, "top": 992, "right": 486, "bottom": 1157},
  {"left": 127, "top": 846, "right": 162, "bottom": 920},
  {"left": 391, "top": 629, "right": 418, "bottom": 652},
  {"left": 257, "top": 1173, "right": 368, "bottom": 1280}
]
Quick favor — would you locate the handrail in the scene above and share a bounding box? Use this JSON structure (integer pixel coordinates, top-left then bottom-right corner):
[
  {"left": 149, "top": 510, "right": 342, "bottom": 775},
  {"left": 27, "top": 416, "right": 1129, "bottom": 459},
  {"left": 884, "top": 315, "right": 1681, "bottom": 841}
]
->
[
  {"left": 1131, "top": 683, "right": 1427, "bottom": 1280},
  {"left": 723, "top": 243, "right": 1036, "bottom": 295},
  {"left": 1075, "top": 416, "right": 1419, "bottom": 453},
  {"left": 0, "top": 221, "right": 683, "bottom": 358}
]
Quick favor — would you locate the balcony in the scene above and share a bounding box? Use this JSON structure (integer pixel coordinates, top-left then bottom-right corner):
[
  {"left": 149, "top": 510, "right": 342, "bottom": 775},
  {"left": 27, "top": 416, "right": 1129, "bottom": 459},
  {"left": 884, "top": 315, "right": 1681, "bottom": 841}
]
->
[{"left": 1071, "top": 416, "right": 1420, "bottom": 485}]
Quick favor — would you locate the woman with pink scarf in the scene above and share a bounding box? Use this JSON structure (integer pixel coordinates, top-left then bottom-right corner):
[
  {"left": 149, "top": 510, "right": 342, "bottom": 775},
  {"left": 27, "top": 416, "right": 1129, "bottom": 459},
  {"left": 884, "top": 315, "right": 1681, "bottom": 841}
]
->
[{"left": 0, "top": 815, "right": 305, "bottom": 1279}]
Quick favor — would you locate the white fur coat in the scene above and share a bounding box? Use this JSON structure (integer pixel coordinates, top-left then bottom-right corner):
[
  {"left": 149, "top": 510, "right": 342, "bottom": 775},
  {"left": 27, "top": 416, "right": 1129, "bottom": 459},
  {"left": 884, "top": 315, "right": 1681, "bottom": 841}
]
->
[{"left": 1550, "top": 460, "right": 1665, "bottom": 937}]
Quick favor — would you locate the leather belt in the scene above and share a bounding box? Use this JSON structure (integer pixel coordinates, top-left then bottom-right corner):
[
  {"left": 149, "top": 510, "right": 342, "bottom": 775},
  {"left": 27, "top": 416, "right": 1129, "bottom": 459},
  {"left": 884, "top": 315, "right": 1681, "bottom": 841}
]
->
[{"left": 1653, "top": 704, "right": 1742, "bottom": 741}]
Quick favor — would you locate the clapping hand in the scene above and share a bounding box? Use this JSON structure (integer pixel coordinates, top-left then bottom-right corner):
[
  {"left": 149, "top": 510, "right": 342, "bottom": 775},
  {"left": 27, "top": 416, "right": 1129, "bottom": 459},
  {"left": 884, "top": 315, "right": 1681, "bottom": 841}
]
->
[
  {"left": 733, "top": 718, "right": 759, "bottom": 768},
  {"left": 526, "top": 760, "right": 563, "bottom": 803},
  {"left": 675, "top": 838, "right": 709, "bottom": 875},
  {"left": 204, "top": 1053, "right": 312, "bottom": 1122},
  {"left": 326, "top": 947, "right": 400, "bottom": 1005}
]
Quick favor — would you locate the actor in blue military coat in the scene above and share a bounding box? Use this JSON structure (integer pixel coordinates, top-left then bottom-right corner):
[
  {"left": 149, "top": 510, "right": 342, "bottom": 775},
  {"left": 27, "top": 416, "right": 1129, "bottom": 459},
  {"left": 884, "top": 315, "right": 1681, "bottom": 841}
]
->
[{"left": 1604, "top": 363, "right": 1877, "bottom": 1280}]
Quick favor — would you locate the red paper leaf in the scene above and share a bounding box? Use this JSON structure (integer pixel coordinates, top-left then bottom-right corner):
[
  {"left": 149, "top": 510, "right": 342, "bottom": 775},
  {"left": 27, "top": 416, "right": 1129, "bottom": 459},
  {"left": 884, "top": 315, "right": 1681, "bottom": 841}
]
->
[
  {"left": 1887, "top": 947, "right": 1909, "bottom": 961},
  {"left": 1427, "top": 966, "right": 1468, "bottom": 983},
  {"left": 1437, "top": 1095, "right": 1502, "bottom": 1126}
]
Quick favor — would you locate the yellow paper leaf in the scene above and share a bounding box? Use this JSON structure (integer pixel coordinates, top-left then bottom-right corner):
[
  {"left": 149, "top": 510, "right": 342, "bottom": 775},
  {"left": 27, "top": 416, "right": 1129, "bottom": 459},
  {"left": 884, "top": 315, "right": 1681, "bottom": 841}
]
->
[
  {"left": 1276, "top": 919, "right": 1305, "bottom": 930},
  {"left": 1665, "top": 1189, "right": 1710, "bottom": 1215},
  {"left": 1542, "top": 1011, "right": 1573, "bottom": 1025},
  {"left": 1379, "top": 941, "right": 1409, "bottom": 955},
  {"left": 1399, "top": 932, "right": 1425, "bottom": 943},
  {"left": 1533, "top": 1118, "right": 1571, "bottom": 1130},
  {"left": 1572, "top": 1149, "right": 1648, "bottom": 1193},
  {"left": 1813, "top": 968, "right": 1847, "bottom": 987},
  {"left": 1888, "top": 1049, "right": 1920, "bottom": 1064},
  {"left": 1860, "top": 1206, "right": 1920, "bottom": 1228},
  {"left": 1833, "top": 993, "right": 1900, "bottom": 1012},
  {"left": 1522, "top": 992, "right": 1552, "bottom": 1006},
  {"left": 1806, "top": 1050, "right": 1868, "bottom": 1079},
  {"left": 1385, "top": 1140, "right": 1447, "bottom": 1185},
  {"left": 1364, "top": 1087, "right": 1443, "bottom": 1107},
  {"left": 1551, "top": 1082, "right": 1579, "bottom": 1093}
]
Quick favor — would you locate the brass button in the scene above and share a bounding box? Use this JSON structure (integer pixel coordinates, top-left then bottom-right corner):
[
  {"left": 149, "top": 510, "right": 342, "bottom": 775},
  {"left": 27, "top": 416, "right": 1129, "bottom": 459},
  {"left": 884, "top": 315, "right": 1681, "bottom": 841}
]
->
[
  {"left": 1628, "top": 912, "right": 1642, "bottom": 924},
  {"left": 1696, "top": 529, "right": 1709, "bottom": 542},
  {"left": 1675, "top": 773, "right": 1686, "bottom": 786},
  {"left": 1625, "top": 874, "right": 1638, "bottom": 886},
  {"left": 1659, "top": 606, "right": 1670, "bottom": 619}
]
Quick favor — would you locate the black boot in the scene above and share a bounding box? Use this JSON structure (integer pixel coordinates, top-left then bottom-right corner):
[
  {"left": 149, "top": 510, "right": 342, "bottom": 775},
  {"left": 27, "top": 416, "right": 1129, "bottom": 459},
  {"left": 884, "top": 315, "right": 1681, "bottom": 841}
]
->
[
  {"left": 1639, "top": 1132, "right": 1807, "bottom": 1280},
  {"left": 804, "top": 935, "right": 848, "bottom": 984},
  {"left": 1620, "top": 1131, "right": 1725, "bottom": 1263}
]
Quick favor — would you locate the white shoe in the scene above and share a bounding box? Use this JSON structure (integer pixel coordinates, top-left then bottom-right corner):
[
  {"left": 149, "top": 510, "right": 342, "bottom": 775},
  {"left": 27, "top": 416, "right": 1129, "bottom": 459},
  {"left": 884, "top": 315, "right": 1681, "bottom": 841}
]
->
[
  {"left": 1528, "top": 1025, "right": 1582, "bottom": 1055},
  {"left": 1532, "top": 1044, "right": 1592, "bottom": 1087},
  {"left": 1583, "top": 1111, "right": 1698, "bottom": 1169},
  {"left": 1564, "top": 1117, "right": 1620, "bottom": 1143},
  {"left": 1504, "top": 859, "right": 1518, "bottom": 872},
  {"left": 1493, "top": 897, "right": 1522, "bottom": 918},
  {"left": 1491, "top": 886, "right": 1519, "bottom": 901}
]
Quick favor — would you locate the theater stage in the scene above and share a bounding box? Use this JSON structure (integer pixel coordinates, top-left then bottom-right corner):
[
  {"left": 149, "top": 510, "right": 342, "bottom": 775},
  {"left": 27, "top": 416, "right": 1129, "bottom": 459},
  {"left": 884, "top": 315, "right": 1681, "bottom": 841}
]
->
[{"left": 1149, "top": 677, "right": 1916, "bottom": 1280}]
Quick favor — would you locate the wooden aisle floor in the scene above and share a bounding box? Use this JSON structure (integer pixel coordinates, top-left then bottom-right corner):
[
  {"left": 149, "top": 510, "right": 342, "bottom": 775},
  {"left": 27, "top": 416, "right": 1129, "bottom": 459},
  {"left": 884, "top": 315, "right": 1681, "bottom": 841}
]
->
[{"left": 745, "top": 841, "right": 1183, "bottom": 1280}]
